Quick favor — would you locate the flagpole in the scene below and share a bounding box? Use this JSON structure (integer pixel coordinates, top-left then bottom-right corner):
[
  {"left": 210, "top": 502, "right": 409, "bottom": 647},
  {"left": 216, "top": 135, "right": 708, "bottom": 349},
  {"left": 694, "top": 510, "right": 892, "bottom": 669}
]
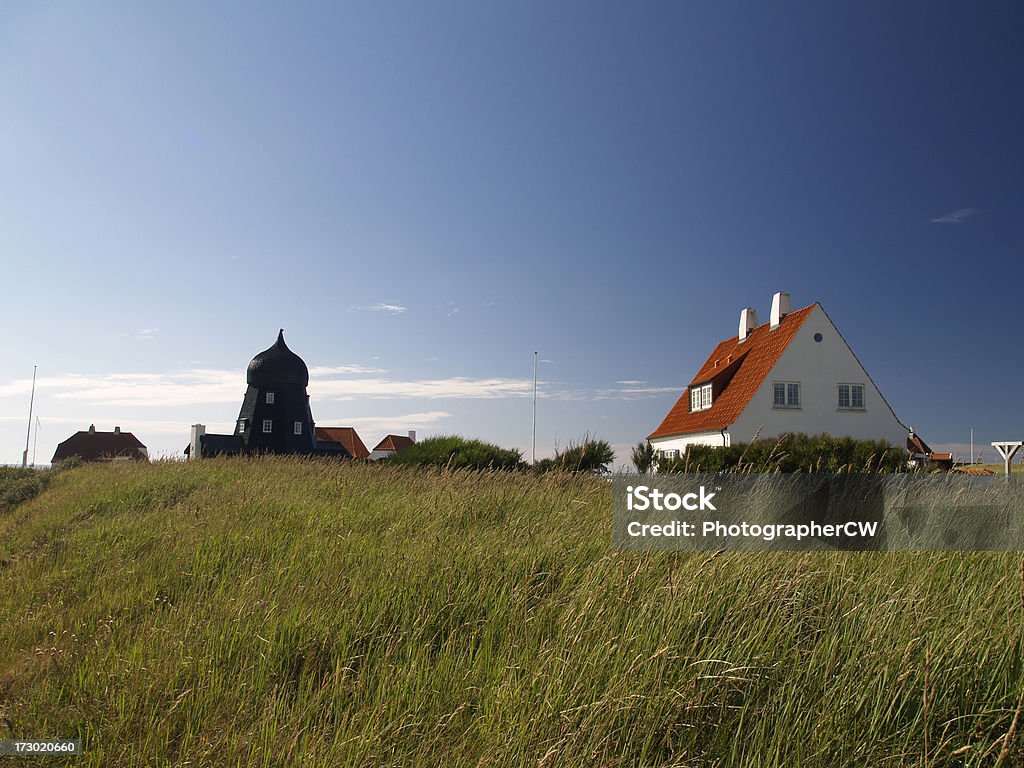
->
[
  {"left": 22, "top": 365, "right": 37, "bottom": 469},
  {"left": 532, "top": 352, "right": 538, "bottom": 465}
]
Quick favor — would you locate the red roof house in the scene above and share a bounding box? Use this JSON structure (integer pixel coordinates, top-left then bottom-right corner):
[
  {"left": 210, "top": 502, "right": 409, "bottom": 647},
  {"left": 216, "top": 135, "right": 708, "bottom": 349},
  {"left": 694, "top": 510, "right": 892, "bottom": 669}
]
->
[
  {"left": 315, "top": 427, "right": 370, "bottom": 460},
  {"left": 370, "top": 432, "right": 417, "bottom": 460},
  {"left": 52, "top": 425, "right": 148, "bottom": 463},
  {"left": 648, "top": 292, "right": 908, "bottom": 458}
]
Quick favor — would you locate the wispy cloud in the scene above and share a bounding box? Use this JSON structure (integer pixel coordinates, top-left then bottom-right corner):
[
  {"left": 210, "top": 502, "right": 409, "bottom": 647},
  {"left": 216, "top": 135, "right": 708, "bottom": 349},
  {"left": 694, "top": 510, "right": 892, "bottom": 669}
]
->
[
  {"left": 0, "top": 370, "right": 246, "bottom": 407},
  {"left": 349, "top": 303, "right": 407, "bottom": 315},
  {"left": 0, "top": 415, "right": 234, "bottom": 435},
  {"left": 308, "top": 365, "right": 385, "bottom": 376},
  {"left": 931, "top": 207, "right": 979, "bottom": 224},
  {"left": 310, "top": 376, "right": 534, "bottom": 400},
  {"left": 0, "top": 368, "right": 536, "bottom": 407},
  {"left": 0, "top": 366, "right": 679, "bottom": 410},
  {"left": 135, "top": 328, "right": 158, "bottom": 340},
  {"left": 592, "top": 384, "right": 681, "bottom": 401},
  {"left": 313, "top": 411, "right": 451, "bottom": 433}
]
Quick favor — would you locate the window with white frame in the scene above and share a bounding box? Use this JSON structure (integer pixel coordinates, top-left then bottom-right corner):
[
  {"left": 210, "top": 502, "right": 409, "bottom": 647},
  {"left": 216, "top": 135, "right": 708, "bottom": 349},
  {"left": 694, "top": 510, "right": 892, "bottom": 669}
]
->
[
  {"left": 690, "top": 383, "right": 713, "bottom": 412},
  {"left": 293, "top": 421, "right": 303, "bottom": 435},
  {"left": 773, "top": 381, "right": 800, "bottom": 408},
  {"left": 265, "top": 392, "right": 275, "bottom": 404},
  {"left": 238, "top": 419, "right": 246, "bottom": 433},
  {"left": 838, "top": 383, "right": 865, "bottom": 410},
  {"left": 262, "top": 419, "right": 272, "bottom": 433}
]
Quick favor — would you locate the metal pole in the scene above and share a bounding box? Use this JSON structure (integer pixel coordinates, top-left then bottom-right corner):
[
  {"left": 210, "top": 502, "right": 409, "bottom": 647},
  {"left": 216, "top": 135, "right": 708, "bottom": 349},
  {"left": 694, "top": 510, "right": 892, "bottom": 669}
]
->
[
  {"left": 970, "top": 428, "right": 974, "bottom": 464},
  {"left": 22, "top": 365, "right": 37, "bottom": 469},
  {"left": 32, "top": 417, "right": 40, "bottom": 468},
  {"left": 532, "top": 352, "right": 538, "bottom": 465}
]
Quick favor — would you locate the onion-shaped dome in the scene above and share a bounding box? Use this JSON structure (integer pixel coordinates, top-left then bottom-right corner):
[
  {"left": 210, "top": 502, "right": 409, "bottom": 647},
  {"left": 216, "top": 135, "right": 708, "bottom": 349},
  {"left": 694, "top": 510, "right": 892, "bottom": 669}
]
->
[{"left": 246, "top": 330, "right": 309, "bottom": 387}]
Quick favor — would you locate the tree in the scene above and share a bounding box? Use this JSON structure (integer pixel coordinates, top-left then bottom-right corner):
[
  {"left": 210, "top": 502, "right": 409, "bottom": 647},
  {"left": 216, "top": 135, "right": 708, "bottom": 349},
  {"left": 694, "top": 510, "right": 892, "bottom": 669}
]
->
[
  {"left": 631, "top": 441, "right": 655, "bottom": 473},
  {"left": 536, "top": 435, "right": 615, "bottom": 475}
]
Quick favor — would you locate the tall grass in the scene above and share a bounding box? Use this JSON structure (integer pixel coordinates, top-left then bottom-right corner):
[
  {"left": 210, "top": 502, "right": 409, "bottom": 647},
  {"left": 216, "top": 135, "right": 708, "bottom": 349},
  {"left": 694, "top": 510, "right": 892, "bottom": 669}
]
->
[{"left": 1, "top": 457, "right": 1021, "bottom": 766}]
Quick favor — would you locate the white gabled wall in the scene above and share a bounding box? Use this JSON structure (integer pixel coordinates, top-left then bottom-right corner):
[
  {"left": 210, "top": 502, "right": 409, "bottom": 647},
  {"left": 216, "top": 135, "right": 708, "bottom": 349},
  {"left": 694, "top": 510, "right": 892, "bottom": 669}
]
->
[{"left": 729, "top": 304, "right": 907, "bottom": 447}]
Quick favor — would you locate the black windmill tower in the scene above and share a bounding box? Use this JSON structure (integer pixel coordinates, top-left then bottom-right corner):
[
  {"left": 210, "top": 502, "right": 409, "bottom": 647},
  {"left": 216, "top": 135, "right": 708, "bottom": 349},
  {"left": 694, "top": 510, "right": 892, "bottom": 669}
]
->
[{"left": 236, "top": 330, "right": 317, "bottom": 454}]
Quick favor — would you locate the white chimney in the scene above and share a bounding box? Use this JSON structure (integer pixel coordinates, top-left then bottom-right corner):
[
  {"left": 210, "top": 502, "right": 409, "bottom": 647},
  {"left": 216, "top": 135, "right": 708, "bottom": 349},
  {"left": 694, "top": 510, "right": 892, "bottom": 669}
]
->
[
  {"left": 408, "top": 430, "right": 416, "bottom": 443},
  {"left": 738, "top": 307, "right": 759, "bottom": 341},
  {"left": 189, "top": 424, "right": 206, "bottom": 460},
  {"left": 770, "top": 291, "right": 791, "bottom": 330}
]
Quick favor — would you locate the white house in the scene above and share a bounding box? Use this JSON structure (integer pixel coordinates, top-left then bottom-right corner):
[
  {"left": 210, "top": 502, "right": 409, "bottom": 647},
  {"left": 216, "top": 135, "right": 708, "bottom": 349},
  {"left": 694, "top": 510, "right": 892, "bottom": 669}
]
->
[
  {"left": 369, "top": 430, "right": 417, "bottom": 461},
  {"left": 648, "top": 292, "right": 908, "bottom": 458}
]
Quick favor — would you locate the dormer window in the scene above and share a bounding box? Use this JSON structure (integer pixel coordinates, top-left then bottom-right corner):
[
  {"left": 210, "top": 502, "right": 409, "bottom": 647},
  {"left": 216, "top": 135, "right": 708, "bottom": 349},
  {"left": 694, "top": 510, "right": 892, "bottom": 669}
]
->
[
  {"left": 690, "top": 383, "right": 713, "bottom": 412},
  {"left": 265, "top": 392, "right": 275, "bottom": 404}
]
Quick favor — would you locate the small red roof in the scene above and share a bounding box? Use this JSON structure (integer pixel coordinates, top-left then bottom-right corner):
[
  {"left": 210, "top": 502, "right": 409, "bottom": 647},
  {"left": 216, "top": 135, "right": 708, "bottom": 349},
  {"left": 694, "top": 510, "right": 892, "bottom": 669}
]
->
[
  {"left": 649, "top": 304, "right": 815, "bottom": 439},
  {"left": 316, "top": 427, "right": 370, "bottom": 459},
  {"left": 373, "top": 434, "right": 415, "bottom": 452}
]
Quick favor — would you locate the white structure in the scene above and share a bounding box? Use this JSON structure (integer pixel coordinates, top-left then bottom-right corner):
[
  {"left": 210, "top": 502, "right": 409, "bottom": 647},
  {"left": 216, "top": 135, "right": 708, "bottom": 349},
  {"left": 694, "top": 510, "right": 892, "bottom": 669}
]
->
[
  {"left": 189, "top": 424, "right": 206, "bottom": 461},
  {"left": 649, "top": 293, "right": 908, "bottom": 458},
  {"left": 991, "top": 441, "right": 1022, "bottom": 479}
]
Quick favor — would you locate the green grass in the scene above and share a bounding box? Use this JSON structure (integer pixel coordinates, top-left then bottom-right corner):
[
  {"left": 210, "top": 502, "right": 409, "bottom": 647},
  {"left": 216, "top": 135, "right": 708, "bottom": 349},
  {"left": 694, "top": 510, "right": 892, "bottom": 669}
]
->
[{"left": 1, "top": 458, "right": 1022, "bottom": 767}]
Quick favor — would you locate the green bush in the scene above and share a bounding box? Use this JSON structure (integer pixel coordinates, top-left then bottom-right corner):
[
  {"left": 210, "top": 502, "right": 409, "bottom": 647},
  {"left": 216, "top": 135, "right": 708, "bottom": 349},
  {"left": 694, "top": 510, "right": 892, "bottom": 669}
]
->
[
  {"left": 658, "top": 432, "right": 905, "bottom": 473},
  {"left": 383, "top": 435, "right": 524, "bottom": 471},
  {"left": 535, "top": 436, "right": 615, "bottom": 475},
  {"left": 0, "top": 467, "right": 51, "bottom": 514}
]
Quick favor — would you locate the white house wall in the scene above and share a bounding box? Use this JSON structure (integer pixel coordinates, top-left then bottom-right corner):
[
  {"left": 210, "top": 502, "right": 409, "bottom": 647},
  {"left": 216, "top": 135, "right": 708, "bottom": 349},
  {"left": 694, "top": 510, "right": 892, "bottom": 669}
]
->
[
  {"left": 729, "top": 305, "right": 907, "bottom": 447},
  {"left": 650, "top": 430, "right": 729, "bottom": 456}
]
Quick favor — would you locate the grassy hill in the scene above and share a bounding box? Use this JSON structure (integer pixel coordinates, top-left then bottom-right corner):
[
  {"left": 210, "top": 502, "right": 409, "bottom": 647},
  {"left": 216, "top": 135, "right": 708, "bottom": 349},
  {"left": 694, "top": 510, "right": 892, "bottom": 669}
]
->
[{"left": 1, "top": 459, "right": 1022, "bottom": 767}]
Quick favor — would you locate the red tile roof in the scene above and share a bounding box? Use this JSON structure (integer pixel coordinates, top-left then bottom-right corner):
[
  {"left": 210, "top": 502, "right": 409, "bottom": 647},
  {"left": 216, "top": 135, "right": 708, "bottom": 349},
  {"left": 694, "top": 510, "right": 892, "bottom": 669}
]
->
[
  {"left": 373, "top": 434, "right": 415, "bottom": 452},
  {"left": 648, "top": 304, "right": 815, "bottom": 439},
  {"left": 907, "top": 432, "right": 933, "bottom": 455},
  {"left": 315, "top": 427, "right": 370, "bottom": 459}
]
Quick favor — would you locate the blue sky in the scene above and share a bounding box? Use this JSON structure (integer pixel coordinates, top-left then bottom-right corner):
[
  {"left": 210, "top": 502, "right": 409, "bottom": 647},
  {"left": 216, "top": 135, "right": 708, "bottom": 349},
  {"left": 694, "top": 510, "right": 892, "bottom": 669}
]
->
[{"left": 2, "top": 2, "right": 1022, "bottom": 466}]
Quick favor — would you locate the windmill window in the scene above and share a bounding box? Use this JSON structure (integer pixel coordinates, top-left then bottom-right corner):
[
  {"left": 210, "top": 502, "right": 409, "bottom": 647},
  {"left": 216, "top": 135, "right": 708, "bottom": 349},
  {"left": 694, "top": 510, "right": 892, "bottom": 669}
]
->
[
  {"left": 293, "top": 421, "right": 303, "bottom": 435},
  {"left": 262, "top": 419, "right": 273, "bottom": 433},
  {"left": 265, "top": 392, "right": 275, "bottom": 404},
  {"left": 238, "top": 419, "right": 246, "bottom": 433}
]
